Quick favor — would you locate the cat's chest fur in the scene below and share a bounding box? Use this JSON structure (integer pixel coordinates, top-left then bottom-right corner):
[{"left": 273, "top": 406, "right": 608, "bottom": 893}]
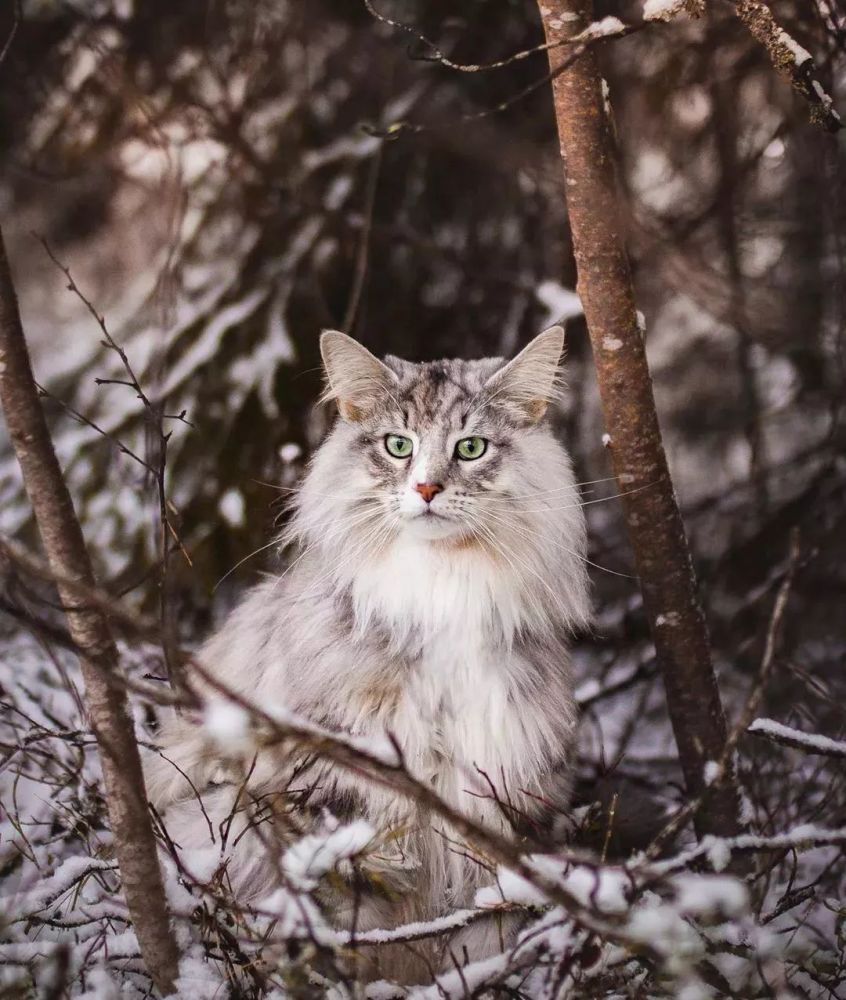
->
[
  {"left": 349, "top": 535, "right": 527, "bottom": 652},
  {"left": 341, "top": 537, "right": 551, "bottom": 803}
]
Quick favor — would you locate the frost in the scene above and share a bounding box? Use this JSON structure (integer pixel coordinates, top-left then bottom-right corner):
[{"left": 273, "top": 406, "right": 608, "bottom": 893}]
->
[{"left": 602, "top": 335, "right": 624, "bottom": 351}]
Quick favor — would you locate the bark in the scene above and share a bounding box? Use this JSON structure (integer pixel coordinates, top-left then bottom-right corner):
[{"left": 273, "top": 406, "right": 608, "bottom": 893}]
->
[
  {"left": 0, "top": 228, "right": 179, "bottom": 994},
  {"left": 537, "top": 1, "right": 744, "bottom": 840}
]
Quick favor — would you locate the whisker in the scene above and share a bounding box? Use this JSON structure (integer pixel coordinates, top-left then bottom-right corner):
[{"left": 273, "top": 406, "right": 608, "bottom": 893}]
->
[
  {"left": 462, "top": 509, "right": 576, "bottom": 626},
  {"left": 279, "top": 511, "right": 393, "bottom": 604},
  {"left": 478, "top": 504, "right": 637, "bottom": 580},
  {"left": 484, "top": 481, "right": 659, "bottom": 514},
  {"left": 264, "top": 500, "right": 386, "bottom": 590},
  {"left": 458, "top": 476, "right": 619, "bottom": 504},
  {"left": 213, "top": 538, "right": 282, "bottom": 591}
]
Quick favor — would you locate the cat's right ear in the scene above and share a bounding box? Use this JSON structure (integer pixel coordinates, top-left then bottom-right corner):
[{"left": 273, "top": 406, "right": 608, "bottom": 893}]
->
[{"left": 320, "top": 330, "right": 397, "bottom": 422}]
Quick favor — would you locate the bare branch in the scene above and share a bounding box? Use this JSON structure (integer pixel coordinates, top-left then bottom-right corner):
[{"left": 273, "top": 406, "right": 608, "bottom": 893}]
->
[{"left": 0, "top": 228, "right": 180, "bottom": 993}]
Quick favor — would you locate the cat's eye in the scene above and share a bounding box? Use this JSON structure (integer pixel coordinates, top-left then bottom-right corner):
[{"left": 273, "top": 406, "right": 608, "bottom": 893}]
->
[
  {"left": 455, "top": 437, "right": 487, "bottom": 461},
  {"left": 385, "top": 434, "right": 414, "bottom": 459}
]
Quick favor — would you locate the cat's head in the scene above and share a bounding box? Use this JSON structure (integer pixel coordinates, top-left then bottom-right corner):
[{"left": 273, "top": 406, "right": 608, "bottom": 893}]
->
[
  {"left": 286, "top": 329, "right": 589, "bottom": 633},
  {"left": 313, "top": 328, "right": 572, "bottom": 544}
]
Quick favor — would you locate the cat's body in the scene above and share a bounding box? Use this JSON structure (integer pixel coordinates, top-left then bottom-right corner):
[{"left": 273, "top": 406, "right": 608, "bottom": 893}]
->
[{"left": 145, "top": 329, "right": 590, "bottom": 981}]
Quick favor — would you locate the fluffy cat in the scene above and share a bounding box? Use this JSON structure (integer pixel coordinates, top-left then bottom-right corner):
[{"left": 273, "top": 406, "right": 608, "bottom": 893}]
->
[{"left": 144, "top": 327, "right": 591, "bottom": 982}]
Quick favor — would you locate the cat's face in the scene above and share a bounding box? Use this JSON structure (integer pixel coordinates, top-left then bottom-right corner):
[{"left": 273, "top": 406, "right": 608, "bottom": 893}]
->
[{"left": 317, "top": 329, "right": 568, "bottom": 545}]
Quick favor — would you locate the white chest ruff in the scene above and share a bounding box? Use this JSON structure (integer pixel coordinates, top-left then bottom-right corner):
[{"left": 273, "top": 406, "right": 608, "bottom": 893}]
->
[
  {"left": 349, "top": 536, "right": 526, "bottom": 649},
  {"left": 346, "top": 540, "right": 551, "bottom": 812}
]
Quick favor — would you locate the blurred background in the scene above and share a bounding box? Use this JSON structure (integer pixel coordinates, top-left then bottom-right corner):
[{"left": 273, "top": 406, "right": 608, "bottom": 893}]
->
[{"left": 0, "top": 0, "right": 844, "bottom": 874}]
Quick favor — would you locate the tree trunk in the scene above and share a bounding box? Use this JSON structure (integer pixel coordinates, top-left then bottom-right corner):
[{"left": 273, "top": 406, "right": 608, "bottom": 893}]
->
[
  {"left": 537, "top": 1, "right": 744, "bottom": 840},
  {"left": 0, "top": 228, "right": 179, "bottom": 994}
]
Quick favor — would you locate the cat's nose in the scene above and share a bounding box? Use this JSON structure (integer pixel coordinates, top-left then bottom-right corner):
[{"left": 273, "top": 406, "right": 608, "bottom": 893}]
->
[{"left": 414, "top": 482, "right": 444, "bottom": 504}]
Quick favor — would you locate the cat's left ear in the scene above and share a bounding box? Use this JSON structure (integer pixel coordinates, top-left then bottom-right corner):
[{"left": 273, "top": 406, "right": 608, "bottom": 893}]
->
[
  {"left": 485, "top": 326, "right": 565, "bottom": 423},
  {"left": 320, "top": 330, "right": 398, "bottom": 422}
]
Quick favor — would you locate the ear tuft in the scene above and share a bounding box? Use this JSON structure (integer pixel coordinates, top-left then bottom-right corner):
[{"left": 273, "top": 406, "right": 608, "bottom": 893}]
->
[
  {"left": 485, "top": 326, "right": 565, "bottom": 423},
  {"left": 320, "top": 330, "right": 397, "bottom": 422}
]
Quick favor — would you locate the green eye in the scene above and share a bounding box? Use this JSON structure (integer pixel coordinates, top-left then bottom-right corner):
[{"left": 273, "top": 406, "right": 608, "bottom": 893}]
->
[
  {"left": 455, "top": 437, "right": 487, "bottom": 461},
  {"left": 385, "top": 434, "right": 414, "bottom": 459}
]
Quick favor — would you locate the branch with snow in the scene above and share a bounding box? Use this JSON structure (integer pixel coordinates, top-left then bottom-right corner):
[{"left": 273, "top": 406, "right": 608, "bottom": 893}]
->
[
  {"left": 748, "top": 718, "right": 846, "bottom": 759},
  {"left": 2, "top": 534, "right": 845, "bottom": 997},
  {"left": 733, "top": 0, "right": 841, "bottom": 132}
]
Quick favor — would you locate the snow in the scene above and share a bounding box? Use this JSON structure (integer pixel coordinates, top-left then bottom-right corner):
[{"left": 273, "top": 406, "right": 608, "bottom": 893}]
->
[
  {"left": 475, "top": 868, "right": 546, "bottom": 908},
  {"left": 218, "top": 488, "right": 245, "bottom": 527},
  {"left": 535, "top": 280, "right": 583, "bottom": 328},
  {"left": 704, "top": 760, "right": 721, "bottom": 785},
  {"left": 655, "top": 611, "right": 681, "bottom": 627},
  {"left": 158, "top": 288, "right": 269, "bottom": 400},
  {"left": 76, "top": 968, "right": 120, "bottom": 1000},
  {"left": 174, "top": 951, "right": 228, "bottom": 1000},
  {"left": 586, "top": 16, "right": 625, "bottom": 38},
  {"left": 654, "top": 826, "right": 846, "bottom": 876},
  {"left": 627, "top": 896, "right": 704, "bottom": 968},
  {"left": 672, "top": 873, "right": 748, "bottom": 918},
  {"left": 775, "top": 28, "right": 812, "bottom": 67},
  {"left": 6, "top": 857, "right": 118, "bottom": 913},
  {"left": 558, "top": 863, "right": 629, "bottom": 913},
  {"left": 279, "top": 442, "right": 302, "bottom": 463},
  {"left": 202, "top": 700, "right": 253, "bottom": 756},
  {"left": 643, "top": 0, "right": 684, "bottom": 21},
  {"left": 476, "top": 860, "right": 629, "bottom": 914},
  {"left": 748, "top": 718, "right": 846, "bottom": 758},
  {"left": 352, "top": 908, "right": 480, "bottom": 945},
  {"left": 575, "top": 677, "right": 601, "bottom": 702},
  {"left": 705, "top": 838, "right": 731, "bottom": 872},
  {"left": 282, "top": 820, "right": 375, "bottom": 889}
]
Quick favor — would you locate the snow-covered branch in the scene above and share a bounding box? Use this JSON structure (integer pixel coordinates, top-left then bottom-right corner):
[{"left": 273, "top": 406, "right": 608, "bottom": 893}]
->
[
  {"left": 748, "top": 718, "right": 846, "bottom": 759},
  {"left": 734, "top": 0, "right": 841, "bottom": 132}
]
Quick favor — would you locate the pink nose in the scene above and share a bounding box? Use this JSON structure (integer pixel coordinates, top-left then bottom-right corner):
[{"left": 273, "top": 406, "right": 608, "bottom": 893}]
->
[{"left": 414, "top": 482, "right": 444, "bottom": 504}]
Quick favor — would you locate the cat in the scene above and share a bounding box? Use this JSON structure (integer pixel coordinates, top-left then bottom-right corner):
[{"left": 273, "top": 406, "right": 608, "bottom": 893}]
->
[{"left": 144, "top": 327, "right": 591, "bottom": 983}]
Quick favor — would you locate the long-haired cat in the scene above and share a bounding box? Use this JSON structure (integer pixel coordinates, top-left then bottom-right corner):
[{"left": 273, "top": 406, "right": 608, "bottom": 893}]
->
[{"left": 145, "top": 327, "right": 590, "bottom": 983}]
